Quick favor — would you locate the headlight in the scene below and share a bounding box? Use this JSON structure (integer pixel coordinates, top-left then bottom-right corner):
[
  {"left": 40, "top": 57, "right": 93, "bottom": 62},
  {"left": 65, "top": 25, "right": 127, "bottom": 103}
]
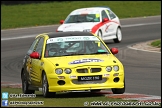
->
[
  {"left": 64, "top": 68, "right": 72, "bottom": 74},
  {"left": 55, "top": 68, "right": 63, "bottom": 75},
  {"left": 83, "top": 29, "right": 91, "bottom": 32},
  {"left": 113, "top": 65, "right": 119, "bottom": 72},
  {"left": 106, "top": 66, "right": 112, "bottom": 72},
  {"left": 56, "top": 29, "right": 63, "bottom": 32}
]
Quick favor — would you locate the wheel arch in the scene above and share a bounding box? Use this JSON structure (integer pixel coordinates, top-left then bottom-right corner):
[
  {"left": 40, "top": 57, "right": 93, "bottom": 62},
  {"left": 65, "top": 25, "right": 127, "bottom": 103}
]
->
[
  {"left": 21, "top": 68, "right": 24, "bottom": 77},
  {"left": 41, "top": 70, "right": 46, "bottom": 84},
  {"left": 41, "top": 70, "right": 51, "bottom": 86},
  {"left": 98, "top": 29, "right": 102, "bottom": 34},
  {"left": 118, "top": 25, "right": 121, "bottom": 29},
  {"left": 97, "top": 29, "right": 102, "bottom": 38}
]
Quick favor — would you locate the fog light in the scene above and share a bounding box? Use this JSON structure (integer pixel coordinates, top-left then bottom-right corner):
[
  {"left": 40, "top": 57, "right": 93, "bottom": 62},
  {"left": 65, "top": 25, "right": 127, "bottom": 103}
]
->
[
  {"left": 57, "top": 80, "right": 65, "bottom": 85},
  {"left": 113, "top": 77, "right": 119, "bottom": 82}
]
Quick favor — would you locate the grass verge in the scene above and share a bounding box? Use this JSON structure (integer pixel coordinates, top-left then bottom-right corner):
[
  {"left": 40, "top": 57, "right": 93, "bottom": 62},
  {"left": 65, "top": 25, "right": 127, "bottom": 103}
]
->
[
  {"left": 151, "top": 40, "right": 161, "bottom": 48},
  {"left": 1, "top": 1, "right": 161, "bottom": 29}
]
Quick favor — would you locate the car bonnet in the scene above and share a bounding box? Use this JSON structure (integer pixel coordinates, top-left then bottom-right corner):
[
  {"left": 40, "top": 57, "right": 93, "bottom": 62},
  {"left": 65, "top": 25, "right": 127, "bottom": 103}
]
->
[
  {"left": 58, "top": 22, "right": 99, "bottom": 31},
  {"left": 45, "top": 54, "right": 120, "bottom": 68}
]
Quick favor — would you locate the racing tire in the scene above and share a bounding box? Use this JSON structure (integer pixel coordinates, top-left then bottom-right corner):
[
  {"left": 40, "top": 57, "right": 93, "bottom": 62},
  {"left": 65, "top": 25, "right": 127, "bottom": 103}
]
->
[
  {"left": 42, "top": 73, "right": 56, "bottom": 98},
  {"left": 111, "top": 79, "right": 125, "bottom": 94},
  {"left": 90, "top": 89, "right": 101, "bottom": 92},
  {"left": 21, "top": 70, "right": 35, "bottom": 94},
  {"left": 113, "top": 27, "right": 122, "bottom": 43}
]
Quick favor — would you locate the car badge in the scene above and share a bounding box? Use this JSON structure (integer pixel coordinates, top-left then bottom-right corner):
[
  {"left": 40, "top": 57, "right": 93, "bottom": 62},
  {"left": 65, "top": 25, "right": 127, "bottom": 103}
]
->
[{"left": 88, "top": 67, "right": 92, "bottom": 72}]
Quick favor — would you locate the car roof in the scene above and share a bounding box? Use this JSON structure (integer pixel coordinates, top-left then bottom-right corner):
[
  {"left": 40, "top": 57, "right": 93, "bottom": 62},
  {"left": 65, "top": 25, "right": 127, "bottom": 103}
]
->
[
  {"left": 46, "top": 32, "right": 94, "bottom": 38},
  {"left": 70, "top": 7, "right": 110, "bottom": 15},
  {"left": 75, "top": 7, "right": 110, "bottom": 11},
  {"left": 97, "top": 6, "right": 111, "bottom": 10}
]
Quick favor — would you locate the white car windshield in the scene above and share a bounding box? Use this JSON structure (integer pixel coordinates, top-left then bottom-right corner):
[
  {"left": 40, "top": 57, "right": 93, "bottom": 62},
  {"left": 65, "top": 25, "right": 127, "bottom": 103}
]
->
[
  {"left": 64, "top": 14, "right": 100, "bottom": 23},
  {"left": 45, "top": 36, "right": 110, "bottom": 57}
]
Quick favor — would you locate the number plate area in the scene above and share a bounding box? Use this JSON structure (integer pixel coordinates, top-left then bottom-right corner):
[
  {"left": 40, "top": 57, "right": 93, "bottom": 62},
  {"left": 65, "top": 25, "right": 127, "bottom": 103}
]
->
[{"left": 78, "top": 75, "right": 102, "bottom": 81}]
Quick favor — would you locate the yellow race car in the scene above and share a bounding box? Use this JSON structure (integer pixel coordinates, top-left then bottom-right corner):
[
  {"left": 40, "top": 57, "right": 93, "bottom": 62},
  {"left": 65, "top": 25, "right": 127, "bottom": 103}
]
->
[{"left": 21, "top": 31, "right": 125, "bottom": 98}]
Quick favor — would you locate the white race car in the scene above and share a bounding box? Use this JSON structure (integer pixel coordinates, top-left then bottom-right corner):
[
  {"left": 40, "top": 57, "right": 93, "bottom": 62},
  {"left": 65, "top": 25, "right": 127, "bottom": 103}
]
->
[{"left": 56, "top": 7, "right": 122, "bottom": 43}]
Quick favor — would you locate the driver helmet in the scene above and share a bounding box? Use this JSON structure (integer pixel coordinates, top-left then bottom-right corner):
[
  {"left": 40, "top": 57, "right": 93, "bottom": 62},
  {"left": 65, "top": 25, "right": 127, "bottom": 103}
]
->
[{"left": 48, "top": 43, "right": 60, "bottom": 56}]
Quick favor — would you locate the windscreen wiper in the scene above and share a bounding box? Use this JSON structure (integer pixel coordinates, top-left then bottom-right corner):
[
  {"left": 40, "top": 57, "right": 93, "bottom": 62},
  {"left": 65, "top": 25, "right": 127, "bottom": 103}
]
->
[
  {"left": 61, "top": 52, "right": 109, "bottom": 56},
  {"left": 63, "top": 53, "right": 85, "bottom": 56},
  {"left": 90, "top": 52, "right": 109, "bottom": 54}
]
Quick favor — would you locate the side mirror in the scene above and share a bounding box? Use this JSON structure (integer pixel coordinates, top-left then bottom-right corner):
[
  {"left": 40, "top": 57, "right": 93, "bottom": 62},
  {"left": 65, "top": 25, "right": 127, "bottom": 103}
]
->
[
  {"left": 110, "top": 48, "right": 118, "bottom": 54},
  {"left": 102, "top": 18, "right": 109, "bottom": 22},
  {"left": 30, "top": 52, "right": 40, "bottom": 59},
  {"left": 60, "top": 20, "right": 64, "bottom": 24}
]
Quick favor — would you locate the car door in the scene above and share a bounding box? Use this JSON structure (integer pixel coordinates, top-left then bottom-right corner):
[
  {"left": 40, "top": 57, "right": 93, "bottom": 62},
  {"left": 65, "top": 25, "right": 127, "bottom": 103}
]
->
[
  {"left": 106, "top": 9, "right": 119, "bottom": 36},
  {"left": 101, "top": 10, "right": 112, "bottom": 38},
  {"left": 24, "top": 37, "right": 40, "bottom": 85},
  {"left": 30, "top": 37, "right": 45, "bottom": 85}
]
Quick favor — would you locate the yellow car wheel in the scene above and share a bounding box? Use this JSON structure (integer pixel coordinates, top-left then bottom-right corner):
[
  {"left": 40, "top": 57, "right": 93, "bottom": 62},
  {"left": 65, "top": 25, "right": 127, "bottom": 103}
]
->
[
  {"left": 21, "top": 70, "right": 35, "bottom": 94},
  {"left": 90, "top": 89, "right": 101, "bottom": 93},
  {"left": 42, "top": 72, "right": 56, "bottom": 98}
]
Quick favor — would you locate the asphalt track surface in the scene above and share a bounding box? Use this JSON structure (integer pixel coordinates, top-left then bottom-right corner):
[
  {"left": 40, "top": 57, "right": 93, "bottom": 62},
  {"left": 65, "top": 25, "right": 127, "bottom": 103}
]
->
[{"left": 1, "top": 16, "right": 161, "bottom": 96}]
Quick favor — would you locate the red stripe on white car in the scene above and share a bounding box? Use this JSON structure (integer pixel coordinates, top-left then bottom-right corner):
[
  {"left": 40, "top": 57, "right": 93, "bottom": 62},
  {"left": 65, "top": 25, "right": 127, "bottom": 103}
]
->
[
  {"left": 91, "top": 22, "right": 106, "bottom": 34},
  {"left": 91, "top": 20, "right": 120, "bottom": 34}
]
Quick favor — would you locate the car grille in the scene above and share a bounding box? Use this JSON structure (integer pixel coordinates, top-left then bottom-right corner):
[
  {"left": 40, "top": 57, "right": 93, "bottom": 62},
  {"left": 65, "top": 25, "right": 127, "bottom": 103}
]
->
[
  {"left": 71, "top": 78, "right": 107, "bottom": 84},
  {"left": 76, "top": 68, "right": 88, "bottom": 73},
  {"left": 76, "top": 68, "right": 101, "bottom": 73},
  {"left": 91, "top": 68, "right": 101, "bottom": 73}
]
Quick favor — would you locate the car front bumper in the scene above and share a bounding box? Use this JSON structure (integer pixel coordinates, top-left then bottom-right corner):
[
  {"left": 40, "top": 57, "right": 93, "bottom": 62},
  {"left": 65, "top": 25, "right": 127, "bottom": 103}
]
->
[{"left": 47, "top": 72, "right": 124, "bottom": 92}]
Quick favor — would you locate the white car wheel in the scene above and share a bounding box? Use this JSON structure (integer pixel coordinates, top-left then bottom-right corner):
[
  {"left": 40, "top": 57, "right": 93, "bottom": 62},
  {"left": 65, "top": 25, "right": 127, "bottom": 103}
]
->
[{"left": 113, "top": 28, "right": 122, "bottom": 43}]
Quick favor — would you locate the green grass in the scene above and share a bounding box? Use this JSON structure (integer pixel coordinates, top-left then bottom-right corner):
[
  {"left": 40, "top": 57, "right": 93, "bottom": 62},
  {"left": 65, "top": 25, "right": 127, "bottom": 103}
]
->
[
  {"left": 151, "top": 40, "right": 161, "bottom": 48},
  {"left": 1, "top": 87, "right": 141, "bottom": 107},
  {"left": 1, "top": 1, "right": 161, "bottom": 29}
]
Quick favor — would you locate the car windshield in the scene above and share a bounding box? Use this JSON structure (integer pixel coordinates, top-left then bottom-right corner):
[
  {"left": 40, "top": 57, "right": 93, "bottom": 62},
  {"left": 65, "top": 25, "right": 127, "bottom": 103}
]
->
[
  {"left": 44, "top": 36, "right": 110, "bottom": 57},
  {"left": 64, "top": 14, "right": 100, "bottom": 23}
]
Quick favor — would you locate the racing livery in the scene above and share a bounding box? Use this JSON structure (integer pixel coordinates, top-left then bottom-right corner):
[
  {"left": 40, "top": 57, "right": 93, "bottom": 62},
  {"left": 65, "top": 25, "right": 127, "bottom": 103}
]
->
[
  {"left": 57, "top": 7, "right": 122, "bottom": 43},
  {"left": 21, "top": 32, "right": 125, "bottom": 98}
]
